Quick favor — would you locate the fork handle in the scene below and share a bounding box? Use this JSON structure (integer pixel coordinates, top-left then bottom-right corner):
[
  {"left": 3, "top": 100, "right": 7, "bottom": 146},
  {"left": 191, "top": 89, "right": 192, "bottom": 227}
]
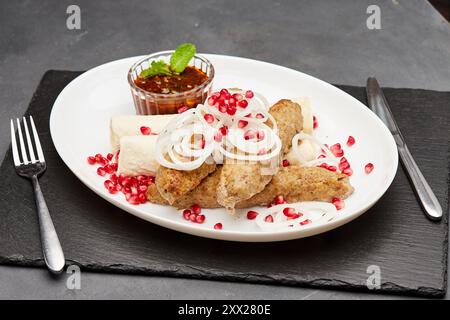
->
[{"left": 31, "top": 175, "right": 65, "bottom": 273}]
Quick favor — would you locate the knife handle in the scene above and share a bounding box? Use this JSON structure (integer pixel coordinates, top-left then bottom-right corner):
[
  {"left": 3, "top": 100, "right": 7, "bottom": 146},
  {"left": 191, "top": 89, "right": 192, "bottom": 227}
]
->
[{"left": 398, "top": 144, "right": 442, "bottom": 221}]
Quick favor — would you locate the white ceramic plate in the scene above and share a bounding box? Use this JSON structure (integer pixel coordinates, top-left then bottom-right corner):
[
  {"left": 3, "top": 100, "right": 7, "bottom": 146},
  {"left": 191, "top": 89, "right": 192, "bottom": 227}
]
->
[{"left": 50, "top": 54, "right": 398, "bottom": 242}]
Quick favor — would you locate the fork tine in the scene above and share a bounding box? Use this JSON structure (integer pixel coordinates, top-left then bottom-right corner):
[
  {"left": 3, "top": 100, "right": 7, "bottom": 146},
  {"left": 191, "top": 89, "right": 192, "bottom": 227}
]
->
[
  {"left": 16, "top": 118, "right": 29, "bottom": 164},
  {"left": 23, "top": 117, "right": 37, "bottom": 163},
  {"left": 10, "top": 119, "right": 21, "bottom": 166},
  {"left": 29, "top": 116, "right": 45, "bottom": 162}
]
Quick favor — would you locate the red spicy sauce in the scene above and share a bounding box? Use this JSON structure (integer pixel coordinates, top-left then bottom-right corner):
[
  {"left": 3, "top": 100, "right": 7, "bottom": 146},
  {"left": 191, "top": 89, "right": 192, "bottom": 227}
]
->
[
  {"left": 134, "top": 66, "right": 208, "bottom": 94},
  {"left": 132, "top": 67, "right": 209, "bottom": 114}
]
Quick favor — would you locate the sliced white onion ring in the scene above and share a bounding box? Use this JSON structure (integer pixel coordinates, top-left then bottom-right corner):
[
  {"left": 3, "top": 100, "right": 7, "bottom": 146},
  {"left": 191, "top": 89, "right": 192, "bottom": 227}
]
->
[
  {"left": 291, "top": 132, "right": 338, "bottom": 167},
  {"left": 156, "top": 89, "right": 281, "bottom": 170},
  {"left": 255, "top": 202, "right": 337, "bottom": 231},
  {"left": 156, "top": 109, "right": 215, "bottom": 170}
]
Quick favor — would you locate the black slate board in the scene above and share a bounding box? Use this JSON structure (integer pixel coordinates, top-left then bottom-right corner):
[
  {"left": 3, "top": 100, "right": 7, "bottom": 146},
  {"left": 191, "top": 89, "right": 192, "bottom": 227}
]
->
[{"left": 0, "top": 71, "right": 448, "bottom": 297}]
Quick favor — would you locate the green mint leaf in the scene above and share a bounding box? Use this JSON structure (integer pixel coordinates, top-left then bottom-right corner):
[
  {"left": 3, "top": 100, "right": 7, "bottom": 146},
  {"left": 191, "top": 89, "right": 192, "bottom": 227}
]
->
[
  {"left": 170, "top": 43, "right": 196, "bottom": 73},
  {"left": 140, "top": 60, "right": 172, "bottom": 78}
]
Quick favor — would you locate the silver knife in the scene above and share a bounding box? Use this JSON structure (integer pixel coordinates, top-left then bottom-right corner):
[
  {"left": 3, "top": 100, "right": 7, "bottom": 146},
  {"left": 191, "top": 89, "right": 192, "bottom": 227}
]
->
[{"left": 366, "top": 77, "right": 442, "bottom": 221}]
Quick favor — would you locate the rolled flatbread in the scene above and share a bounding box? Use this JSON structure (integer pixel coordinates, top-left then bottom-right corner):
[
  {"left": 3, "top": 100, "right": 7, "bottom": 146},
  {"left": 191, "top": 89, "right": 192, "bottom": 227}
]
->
[
  {"left": 117, "top": 135, "right": 159, "bottom": 176},
  {"left": 292, "top": 97, "right": 313, "bottom": 134},
  {"left": 110, "top": 114, "right": 177, "bottom": 152}
]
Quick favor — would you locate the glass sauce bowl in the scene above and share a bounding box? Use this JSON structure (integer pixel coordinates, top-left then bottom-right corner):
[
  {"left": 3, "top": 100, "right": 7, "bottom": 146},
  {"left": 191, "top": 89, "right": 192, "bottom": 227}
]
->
[{"left": 128, "top": 51, "right": 214, "bottom": 115}]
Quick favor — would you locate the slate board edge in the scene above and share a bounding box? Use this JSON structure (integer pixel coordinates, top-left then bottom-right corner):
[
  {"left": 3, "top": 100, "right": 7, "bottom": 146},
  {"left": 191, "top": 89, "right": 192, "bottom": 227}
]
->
[
  {"left": 0, "top": 70, "right": 447, "bottom": 299},
  {"left": 0, "top": 255, "right": 444, "bottom": 298}
]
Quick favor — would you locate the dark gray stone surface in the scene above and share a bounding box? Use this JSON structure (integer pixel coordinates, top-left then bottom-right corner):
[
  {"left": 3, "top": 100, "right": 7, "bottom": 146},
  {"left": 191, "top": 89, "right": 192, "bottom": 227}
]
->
[{"left": 0, "top": 0, "right": 449, "bottom": 299}]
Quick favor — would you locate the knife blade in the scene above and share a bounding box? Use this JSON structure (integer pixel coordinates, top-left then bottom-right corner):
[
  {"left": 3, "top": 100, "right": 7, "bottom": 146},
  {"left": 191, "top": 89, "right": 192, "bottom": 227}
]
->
[{"left": 366, "top": 77, "right": 442, "bottom": 221}]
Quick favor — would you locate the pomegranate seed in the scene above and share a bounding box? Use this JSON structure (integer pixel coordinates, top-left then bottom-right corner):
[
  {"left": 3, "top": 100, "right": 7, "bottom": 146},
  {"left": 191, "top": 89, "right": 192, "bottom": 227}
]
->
[
  {"left": 287, "top": 213, "right": 300, "bottom": 220},
  {"left": 238, "top": 120, "right": 248, "bottom": 128},
  {"left": 87, "top": 156, "right": 96, "bottom": 165},
  {"left": 110, "top": 173, "right": 118, "bottom": 184},
  {"left": 123, "top": 186, "right": 131, "bottom": 194},
  {"left": 256, "top": 130, "right": 265, "bottom": 141},
  {"left": 191, "top": 203, "right": 202, "bottom": 215},
  {"left": 98, "top": 157, "right": 108, "bottom": 166},
  {"left": 131, "top": 177, "right": 139, "bottom": 187},
  {"left": 264, "top": 215, "right": 274, "bottom": 223},
  {"left": 138, "top": 185, "right": 148, "bottom": 193},
  {"left": 122, "top": 177, "right": 131, "bottom": 188},
  {"left": 245, "top": 90, "right": 254, "bottom": 98},
  {"left": 319, "top": 163, "right": 329, "bottom": 169},
  {"left": 313, "top": 116, "right": 318, "bottom": 129},
  {"left": 200, "top": 136, "right": 206, "bottom": 149},
  {"left": 118, "top": 173, "right": 126, "bottom": 185},
  {"left": 189, "top": 214, "right": 197, "bottom": 222},
  {"left": 207, "top": 96, "right": 216, "bottom": 106},
  {"left": 211, "top": 92, "right": 220, "bottom": 98},
  {"left": 214, "top": 132, "right": 223, "bottom": 142},
  {"left": 340, "top": 157, "right": 348, "bottom": 163},
  {"left": 104, "top": 164, "right": 114, "bottom": 174},
  {"left": 131, "top": 186, "right": 139, "bottom": 195},
  {"left": 347, "top": 136, "right": 355, "bottom": 147},
  {"left": 274, "top": 195, "right": 285, "bottom": 205},
  {"left": 177, "top": 106, "right": 189, "bottom": 113},
  {"left": 282, "top": 159, "right": 290, "bottom": 167},
  {"left": 195, "top": 214, "right": 206, "bottom": 224},
  {"left": 148, "top": 176, "right": 155, "bottom": 184},
  {"left": 140, "top": 126, "right": 151, "bottom": 135},
  {"left": 256, "top": 113, "right": 264, "bottom": 119},
  {"left": 228, "top": 98, "right": 236, "bottom": 107},
  {"left": 220, "top": 88, "right": 229, "bottom": 96},
  {"left": 226, "top": 105, "right": 237, "bottom": 115},
  {"left": 219, "top": 126, "right": 228, "bottom": 136},
  {"left": 330, "top": 143, "right": 341, "bottom": 151},
  {"left": 183, "top": 209, "right": 192, "bottom": 220},
  {"left": 339, "top": 161, "right": 350, "bottom": 171},
  {"left": 317, "top": 154, "right": 326, "bottom": 159},
  {"left": 238, "top": 100, "right": 248, "bottom": 108},
  {"left": 365, "top": 163, "right": 374, "bottom": 174},
  {"left": 232, "top": 93, "right": 243, "bottom": 100},
  {"left": 97, "top": 167, "right": 106, "bottom": 176},
  {"left": 204, "top": 113, "right": 214, "bottom": 123},
  {"left": 343, "top": 167, "right": 353, "bottom": 176},
  {"left": 332, "top": 197, "right": 345, "bottom": 210},
  {"left": 95, "top": 153, "right": 103, "bottom": 162},
  {"left": 244, "top": 129, "right": 256, "bottom": 140},
  {"left": 110, "top": 163, "right": 118, "bottom": 172},
  {"left": 327, "top": 165, "right": 337, "bottom": 172},
  {"left": 214, "top": 223, "right": 223, "bottom": 230},
  {"left": 138, "top": 193, "right": 147, "bottom": 204},
  {"left": 108, "top": 185, "right": 118, "bottom": 194},
  {"left": 300, "top": 219, "right": 311, "bottom": 226},
  {"left": 330, "top": 143, "right": 344, "bottom": 157},
  {"left": 127, "top": 195, "right": 140, "bottom": 205},
  {"left": 247, "top": 210, "right": 258, "bottom": 220},
  {"left": 104, "top": 180, "right": 113, "bottom": 189},
  {"left": 218, "top": 104, "right": 227, "bottom": 113},
  {"left": 106, "top": 153, "right": 114, "bottom": 161},
  {"left": 136, "top": 175, "right": 146, "bottom": 182},
  {"left": 283, "top": 207, "right": 296, "bottom": 217}
]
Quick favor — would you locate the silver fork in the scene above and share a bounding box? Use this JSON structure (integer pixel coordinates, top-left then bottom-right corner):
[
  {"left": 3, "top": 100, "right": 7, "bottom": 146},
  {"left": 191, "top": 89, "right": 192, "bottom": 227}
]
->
[{"left": 10, "top": 116, "right": 65, "bottom": 274}]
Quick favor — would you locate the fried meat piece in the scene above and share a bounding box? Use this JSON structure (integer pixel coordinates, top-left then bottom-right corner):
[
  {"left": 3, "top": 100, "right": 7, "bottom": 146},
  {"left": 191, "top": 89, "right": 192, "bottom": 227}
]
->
[
  {"left": 155, "top": 162, "right": 216, "bottom": 205},
  {"left": 147, "top": 166, "right": 353, "bottom": 209},
  {"left": 215, "top": 99, "right": 303, "bottom": 209}
]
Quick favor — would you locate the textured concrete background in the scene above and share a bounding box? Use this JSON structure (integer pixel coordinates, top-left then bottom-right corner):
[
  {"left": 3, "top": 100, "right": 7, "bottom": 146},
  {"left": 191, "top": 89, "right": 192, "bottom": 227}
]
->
[{"left": 0, "top": 0, "right": 449, "bottom": 299}]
